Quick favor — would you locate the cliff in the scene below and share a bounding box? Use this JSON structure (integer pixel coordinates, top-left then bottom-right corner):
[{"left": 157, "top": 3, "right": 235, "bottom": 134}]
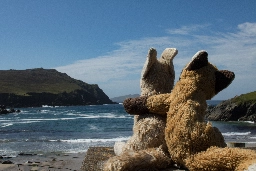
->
[
  {"left": 0, "top": 68, "right": 115, "bottom": 107},
  {"left": 206, "top": 91, "right": 256, "bottom": 121}
]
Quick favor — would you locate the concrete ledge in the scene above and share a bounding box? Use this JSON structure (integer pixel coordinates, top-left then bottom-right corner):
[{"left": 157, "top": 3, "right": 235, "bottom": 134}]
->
[{"left": 227, "top": 142, "right": 246, "bottom": 147}]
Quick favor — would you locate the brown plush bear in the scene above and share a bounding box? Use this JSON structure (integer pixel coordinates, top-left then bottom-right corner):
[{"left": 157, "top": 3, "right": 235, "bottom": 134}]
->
[
  {"left": 124, "top": 50, "right": 256, "bottom": 170},
  {"left": 104, "top": 47, "right": 178, "bottom": 171}
]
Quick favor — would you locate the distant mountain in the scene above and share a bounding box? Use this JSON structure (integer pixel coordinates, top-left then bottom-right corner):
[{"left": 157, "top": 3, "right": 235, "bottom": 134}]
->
[
  {"left": 111, "top": 94, "right": 140, "bottom": 103},
  {"left": 0, "top": 68, "right": 115, "bottom": 107}
]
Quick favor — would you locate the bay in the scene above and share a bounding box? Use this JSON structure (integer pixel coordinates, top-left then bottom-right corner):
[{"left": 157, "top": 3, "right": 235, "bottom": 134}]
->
[{"left": 1, "top": 102, "right": 256, "bottom": 157}]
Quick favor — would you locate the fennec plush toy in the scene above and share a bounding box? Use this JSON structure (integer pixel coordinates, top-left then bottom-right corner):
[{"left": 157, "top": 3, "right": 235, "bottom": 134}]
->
[
  {"left": 104, "top": 47, "right": 178, "bottom": 171},
  {"left": 124, "top": 51, "right": 256, "bottom": 170}
]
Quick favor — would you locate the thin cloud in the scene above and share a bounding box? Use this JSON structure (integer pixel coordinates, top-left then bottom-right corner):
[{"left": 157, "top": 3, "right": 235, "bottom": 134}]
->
[
  {"left": 55, "top": 22, "right": 256, "bottom": 99},
  {"left": 166, "top": 24, "right": 210, "bottom": 35}
]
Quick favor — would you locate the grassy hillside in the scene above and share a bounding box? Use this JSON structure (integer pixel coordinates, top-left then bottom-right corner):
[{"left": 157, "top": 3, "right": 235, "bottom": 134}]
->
[
  {"left": 231, "top": 91, "right": 256, "bottom": 105},
  {"left": 0, "top": 68, "right": 85, "bottom": 95},
  {"left": 0, "top": 68, "right": 114, "bottom": 107}
]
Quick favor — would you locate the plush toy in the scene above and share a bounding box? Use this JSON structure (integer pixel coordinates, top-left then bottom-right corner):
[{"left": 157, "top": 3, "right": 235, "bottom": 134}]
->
[
  {"left": 124, "top": 50, "right": 256, "bottom": 170},
  {"left": 104, "top": 47, "right": 178, "bottom": 171}
]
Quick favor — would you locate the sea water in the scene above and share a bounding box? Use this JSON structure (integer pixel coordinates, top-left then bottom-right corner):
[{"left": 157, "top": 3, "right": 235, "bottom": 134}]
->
[{"left": 1, "top": 102, "right": 256, "bottom": 156}]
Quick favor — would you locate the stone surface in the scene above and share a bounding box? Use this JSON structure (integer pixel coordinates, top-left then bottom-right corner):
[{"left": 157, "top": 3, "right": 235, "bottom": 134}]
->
[{"left": 206, "top": 98, "right": 256, "bottom": 121}]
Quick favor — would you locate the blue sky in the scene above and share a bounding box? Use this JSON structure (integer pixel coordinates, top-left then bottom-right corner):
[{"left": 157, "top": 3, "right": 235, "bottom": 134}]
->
[{"left": 0, "top": 0, "right": 255, "bottom": 100}]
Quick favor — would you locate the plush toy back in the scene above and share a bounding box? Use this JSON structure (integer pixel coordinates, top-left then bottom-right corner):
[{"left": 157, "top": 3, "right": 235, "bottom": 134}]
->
[{"left": 164, "top": 51, "right": 235, "bottom": 166}]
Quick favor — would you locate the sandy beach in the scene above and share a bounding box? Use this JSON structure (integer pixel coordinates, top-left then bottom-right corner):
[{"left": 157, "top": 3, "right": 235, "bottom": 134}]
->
[
  {"left": 0, "top": 147, "right": 186, "bottom": 171},
  {"left": 0, "top": 152, "right": 85, "bottom": 171}
]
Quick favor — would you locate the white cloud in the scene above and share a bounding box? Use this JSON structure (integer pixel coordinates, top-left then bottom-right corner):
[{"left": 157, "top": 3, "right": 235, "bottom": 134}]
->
[
  {"left": 237, "top": 22, "right": 256, "bottom": 36},
  {"left": 55, "top": 23, "right": 256, "bottom": 100},
  {"left": 56, "top": 36, "right": 183, "bottom": 97},
  {"left": 166, "top": 24, "right": 210, "bottom": 35}
]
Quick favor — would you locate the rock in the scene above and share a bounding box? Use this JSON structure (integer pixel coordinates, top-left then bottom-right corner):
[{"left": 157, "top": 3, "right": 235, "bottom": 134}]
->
[
  {"left": 2, "top": 160, "right": 14, "bottom": 164},
  {"left": 0, "top": 106, "right": 21, "bottom": 115},
  {"left": 0, "top": 109, "right": 8, "bottom": 114},
  {"left": 206, "top": 91, "right": 256, "bottom": 121}
]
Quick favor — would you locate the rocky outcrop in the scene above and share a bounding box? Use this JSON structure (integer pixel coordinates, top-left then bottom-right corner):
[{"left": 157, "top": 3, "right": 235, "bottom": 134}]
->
[
  {"left": 206, "top": 91, "right": 256, "bottom": 122},
  {"left": 0, "top": 105, "right": 20, "bottom": 114}
]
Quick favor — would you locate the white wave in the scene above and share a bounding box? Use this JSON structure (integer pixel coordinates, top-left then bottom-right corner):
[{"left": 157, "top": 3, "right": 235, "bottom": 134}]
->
[
  {"left": 60, "top": 118, "right": 77, "bottom": 120},
  {"left": 1, "top": 123, "right": 13, "bottom": 127},
  {"left": 12, "top": 121, "right": 41, "bottom": 124},
  {"left": 76, "top": 115, "right": 131, "bottom": 119},
  {"left": 20, "top": 118, "right": 77, "bottom": 121},
  {"left": 65, "top": 112, "right": 131, "bottom": 119},
  {"left": 242, "top": 121, "right": 255, "bottom": 124},
  {"left": 65, "top": 113, "right": 95, "bottom": 117},
  {"left": 21, "top": 118, "right": 57, "bottom": 121},
  {"left": 88, "top": 124, "right": 99, "bottom": 130},
  {"left": 50, "top": 137, "right": 130, "bottom": 143},
  {"left": 0, "top": 119, "right": 10, "bottom": 122},
  {"left": 222, "top": 132, "right": 251, "bottom": 136}
]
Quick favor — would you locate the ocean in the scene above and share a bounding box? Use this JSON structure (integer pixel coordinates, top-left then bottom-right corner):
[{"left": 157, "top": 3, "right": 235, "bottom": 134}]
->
[{"left": 1, "top": 101, "right": 256, "bottom": 157}]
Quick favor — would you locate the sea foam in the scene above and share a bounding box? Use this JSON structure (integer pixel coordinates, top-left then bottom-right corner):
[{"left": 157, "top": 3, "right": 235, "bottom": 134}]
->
[{"left": 222, "top": 132, "right": 251, "bottom": 136}]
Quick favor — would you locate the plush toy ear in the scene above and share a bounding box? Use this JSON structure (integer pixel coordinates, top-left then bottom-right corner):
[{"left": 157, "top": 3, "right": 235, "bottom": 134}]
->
[
  {"left": 186, "top": 50, "right": 208, "bottom": 71},
  {"left": 215, "top": 70, "right": 235, "bottom": 94}
]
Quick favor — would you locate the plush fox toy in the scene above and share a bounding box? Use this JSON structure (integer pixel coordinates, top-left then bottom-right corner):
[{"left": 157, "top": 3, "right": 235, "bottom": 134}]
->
[{"left": 124, "top": 51, "right": 256, "bottom": 171}]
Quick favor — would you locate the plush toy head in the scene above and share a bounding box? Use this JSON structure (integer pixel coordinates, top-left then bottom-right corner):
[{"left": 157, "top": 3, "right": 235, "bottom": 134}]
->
[
  {"left": 140, "top": 48, "right": 178, "bottom": 96},
  {"left": 180, "top": 50, "right": 234, "bottom": 100}
]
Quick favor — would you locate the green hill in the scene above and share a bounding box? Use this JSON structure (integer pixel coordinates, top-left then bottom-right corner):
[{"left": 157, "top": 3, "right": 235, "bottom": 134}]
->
[
  {"left": 231, "top": 91, "right": 256, "bottom": 105},
  {"left": 0, "top": 68, "right": 114, "bottom": 107}
]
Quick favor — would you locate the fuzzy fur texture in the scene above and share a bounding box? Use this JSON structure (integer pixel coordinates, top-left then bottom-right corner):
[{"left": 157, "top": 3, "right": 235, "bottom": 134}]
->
[
  {"left": 104, "top": 48, "right": 177, "bottom": 171},
  {"left": 185, "top": 147, "right": 256, "bottom": 171},
  {"left": 124, "top": 50, "right": 256, "bottom": 170},
  {"left": 140, "top": 47, "right": 177, "bottom": 96},
  {"left": 104, "top": 146, "right": 172, "bottom": 171},
  {"left": 144, "top": 51, "right": 231, "bottom": 167}
]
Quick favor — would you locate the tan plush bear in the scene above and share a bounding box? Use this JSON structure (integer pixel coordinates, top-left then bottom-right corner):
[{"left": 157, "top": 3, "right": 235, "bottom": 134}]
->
[
  {"left": 104, "top": 47, "right": 178, "bottom": 171},
  {"left": 124, "top": 51, "right": 256, "bottom": 170}
]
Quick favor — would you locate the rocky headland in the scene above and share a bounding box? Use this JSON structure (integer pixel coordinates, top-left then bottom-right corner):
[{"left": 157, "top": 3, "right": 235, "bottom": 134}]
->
[
  {"left": 0, "top": 68, "right": 115, "bottom": 108},
  {"left": 206, "top": 91, "right": 256, "bottom": 122}
]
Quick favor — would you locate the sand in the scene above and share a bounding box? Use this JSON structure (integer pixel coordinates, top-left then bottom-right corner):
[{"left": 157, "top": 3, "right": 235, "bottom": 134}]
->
[{"left": 0, "top": 152, "right": 85, "bottom": 171}]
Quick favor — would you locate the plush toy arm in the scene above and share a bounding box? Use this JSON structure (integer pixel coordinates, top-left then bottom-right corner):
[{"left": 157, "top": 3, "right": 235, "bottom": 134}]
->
[
  {"left": 123, "top": 96, "right": 149, "bottom": 115},
  {"left": 123, "top": 94, "right": 171, "bottom": 115},
  {"left": 146, "top": 93, "right": 171, "bottom": 115}
]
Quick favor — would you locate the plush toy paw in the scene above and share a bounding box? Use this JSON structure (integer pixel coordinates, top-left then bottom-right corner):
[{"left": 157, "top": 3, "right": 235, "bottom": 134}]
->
[{"left": 123, "top": 96, "right": 149, "bottom": 115}]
